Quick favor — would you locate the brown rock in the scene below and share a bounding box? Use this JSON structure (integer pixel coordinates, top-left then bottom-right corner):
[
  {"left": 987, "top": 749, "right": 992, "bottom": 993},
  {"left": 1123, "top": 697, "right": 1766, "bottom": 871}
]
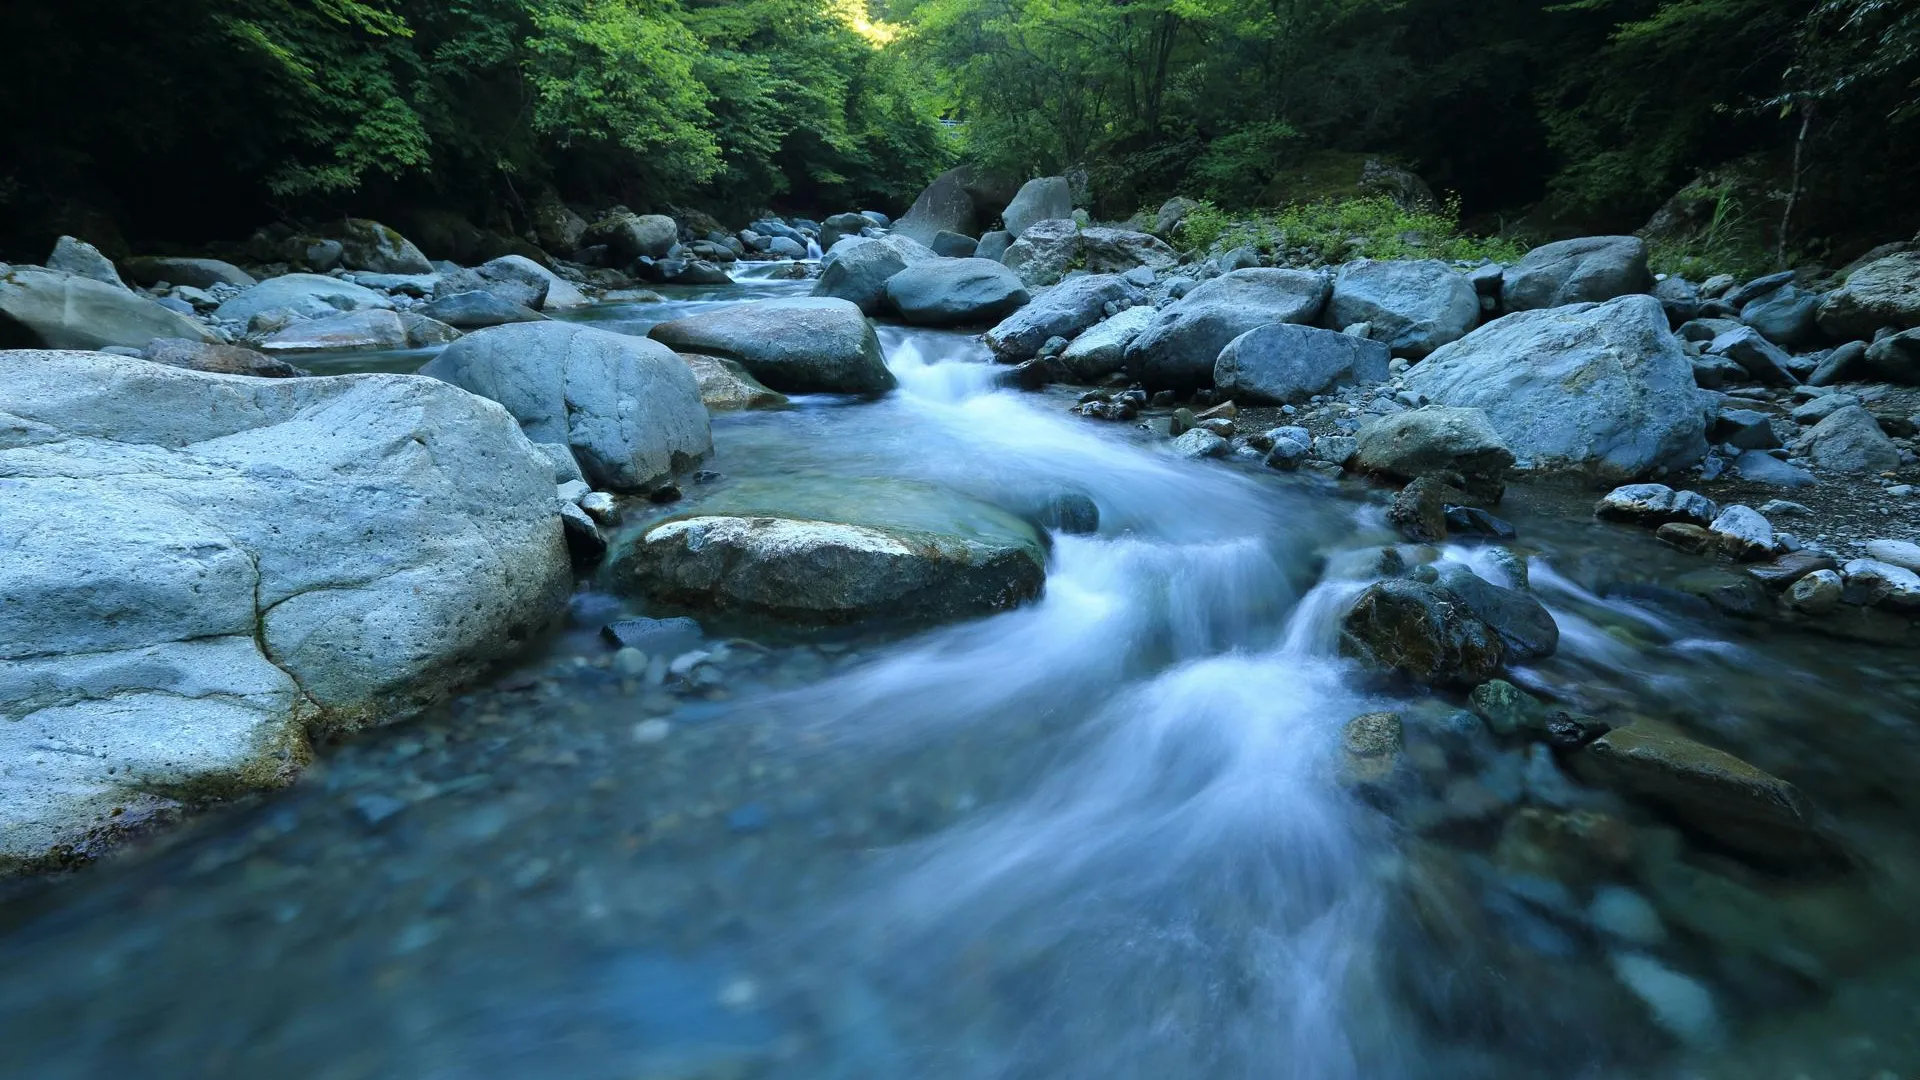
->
[
  {"left": 141, "top": 337, "right": 302, "bottom": 377},
  {"left": 1746, "top": 551, "right": 1839, "bottom": 590},
  {"left": 1339, "top": 579, "right": 1504, "bottom": 686},
  {"left": 1387, "top": 475, "right": 1463, "bottom": 543},
  {"left": 1654, "top": 522, "right": 1713, "bottom": 553},
  {"left": 1574, "top": 724, "right": 1828, "bottom": 865}
]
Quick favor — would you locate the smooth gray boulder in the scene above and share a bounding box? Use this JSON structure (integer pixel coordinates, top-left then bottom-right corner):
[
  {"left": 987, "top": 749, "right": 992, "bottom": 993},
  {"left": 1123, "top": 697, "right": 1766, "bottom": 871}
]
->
[
  {"left": 1353, "top": 407, "right": 1515, "bottom": 484},
  {"left": 975, "top": 230, "right": 1014, "bottom": 263},
  {"left": 885, "top": 258, "right": 1030, "bottom": 326},
  {"left": 1864, "top": 327, "right": 1920, "bottom": 383},
  {"left": 1817, "top": 252, "right": 1920, "bottom": 340},
  {"left": 423, "top": 322, "right": 711, "bottom": 492},
  {"left": 585, "top": 211, "right": 680, "bottom": 263},
  {"left": 819, "top": 212, "right": 872, "bottom": 251},
  {"left": 1, "top": 267, "right": 219, "bottom": 351},
  {"left": 650, "top": 296, "right": 896, "bottom": 394},
  {"left": 421, "top": 290, "right": 548, "bottom": 329},
  {"left": 1214, "top": 323, "right": 1390, "bottom": 404},
  {"left": 476, "top": 254, "right": 590, "bottom": 310},
  {"left": 1433, "top": 564, "right": 1559, "bottom": 662},
  {"left": 1707, "top": 325, "right": 1799, "bottom": 386},
  {"left": 1059, "top": 306, "right": 1155, "bottom": 381},
  {"left": 1079, "top": 228, "right": 1179, "bottom": 275},
  {"left": 895, "top": 165, "right": 986, "bottom": 246},
  {"left": 1791, "top": 405, "right": 1900, "bottom": 475},
  {"left": 0, "top": 350, "right": 570, "bottom": 872},
  {"left": 1402, "top": 295, "right": 1707, "bottom": 482},
  {"left": 259, "top": 309, "right": 460, "bottom": 352},
  {"left": 612, "top": 478, "right": 1046, "bottom": 623},
  {"left": 1500, "top": 236, "right": 1651, "bottom": 311},
  {"left": 336, "top": 218, "right": 434, "bottom": 275},
  {"left": 46, "top": 236, "right": 125, "bottom": 288},
  {"left": 812, "top": 235, "right": 937, "bottom": 314},
  {"left": 1125, "top": 268, "right": 1331, "bottom": 390},
  {"left": 1326, "top": 259, "right": 1479, "bottom": 357},
  {"left": 214, "top": 273, "right": 394, "bottom": 324},
  {"left": 1809, "top": 340, "right": 1869, "bottom": 386},
  {"left": 1003, "top": 177, "right": 1073, "bottom": 238},
  {"left": 1001, "top": 219, "right": 1080, "bottom": 287},
  {"left": 932, "top": 231, "right": 979, "bottom": 258},
  {"left": 1653, "top": 276, "right": 1700, "bottom": 326},
  {"left": 984, "top": 275, "right": 1138, "bottom": 361},
  {"left": 121, "top": 256, "right": 257, "bottom": 290},
  {"left": 1739, "top": 283, "right": 1822, "bottom": 348}
]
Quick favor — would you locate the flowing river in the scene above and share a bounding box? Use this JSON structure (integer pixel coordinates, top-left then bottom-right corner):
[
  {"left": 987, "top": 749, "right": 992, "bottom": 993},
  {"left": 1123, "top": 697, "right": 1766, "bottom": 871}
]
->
[{"left": 4, "top": 271, "right": 1920, "bottom": 1079}]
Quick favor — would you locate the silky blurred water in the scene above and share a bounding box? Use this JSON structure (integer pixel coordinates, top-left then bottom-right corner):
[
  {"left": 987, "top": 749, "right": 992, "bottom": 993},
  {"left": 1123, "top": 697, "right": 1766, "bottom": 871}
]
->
[{"left": 4, "top": 273, "right": 1920, "bottom": 1080}]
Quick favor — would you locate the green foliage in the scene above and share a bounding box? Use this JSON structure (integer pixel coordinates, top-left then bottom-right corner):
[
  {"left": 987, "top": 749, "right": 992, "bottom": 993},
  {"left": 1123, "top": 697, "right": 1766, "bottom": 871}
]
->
[
  {"left": 1643, "top": 180, "right": 1779, "bottom": 280},
  {"left": 0, "top": 0, "right": 950, "bottom": 250},
  {"left": 216, "top": 0, "right": 433, "bottom": 196},
  {"left": 1191, "top": 122, "right": 1305, "bottom": 206},
  {"left": 894, "top": 0, "right": 1916, "bottom": 251},
  {"left": 522, "top": 0, "right": 721, "bottom": 190},
  {"left": 1175, "top": 196, "right": 1529, "bottom": 267}
]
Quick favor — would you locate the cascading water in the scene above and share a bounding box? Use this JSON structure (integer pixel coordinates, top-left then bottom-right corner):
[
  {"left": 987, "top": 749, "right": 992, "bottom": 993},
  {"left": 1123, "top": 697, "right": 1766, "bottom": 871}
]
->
[{"left": 4, "top": 273, "right": 1920, "bottom": 1080}]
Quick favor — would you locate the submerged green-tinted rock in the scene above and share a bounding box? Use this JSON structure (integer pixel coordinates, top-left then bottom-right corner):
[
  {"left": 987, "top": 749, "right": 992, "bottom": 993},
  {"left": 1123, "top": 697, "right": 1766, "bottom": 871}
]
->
[{"left": 611, "top": 478, "right": 1046, "bottom": 624}]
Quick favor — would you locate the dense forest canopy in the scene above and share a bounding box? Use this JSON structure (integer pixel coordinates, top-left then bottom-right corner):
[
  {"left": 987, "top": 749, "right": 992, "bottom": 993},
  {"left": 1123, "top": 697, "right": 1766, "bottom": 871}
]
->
[{"left": 1, "top": 0, "right": 1915, "bottom": 261}]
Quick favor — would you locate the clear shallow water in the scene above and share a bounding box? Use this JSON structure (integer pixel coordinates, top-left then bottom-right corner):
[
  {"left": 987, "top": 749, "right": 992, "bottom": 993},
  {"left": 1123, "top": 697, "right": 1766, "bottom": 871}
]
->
[{"left": 6, "top": 279, "right": 1920, "bottom": 1079}]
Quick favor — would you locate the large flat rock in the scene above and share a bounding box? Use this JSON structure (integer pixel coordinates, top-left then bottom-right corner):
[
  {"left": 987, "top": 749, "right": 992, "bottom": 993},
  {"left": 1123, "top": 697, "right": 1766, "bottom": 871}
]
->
[{"left": 0, "top": 351, "right": 571, "bottom": 872}]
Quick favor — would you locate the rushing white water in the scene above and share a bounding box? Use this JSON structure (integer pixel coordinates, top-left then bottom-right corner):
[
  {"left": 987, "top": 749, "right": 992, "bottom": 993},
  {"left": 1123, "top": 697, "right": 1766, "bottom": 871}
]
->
[{"left": 705, "top": 318, "right": 1411, "bottom": 1079}]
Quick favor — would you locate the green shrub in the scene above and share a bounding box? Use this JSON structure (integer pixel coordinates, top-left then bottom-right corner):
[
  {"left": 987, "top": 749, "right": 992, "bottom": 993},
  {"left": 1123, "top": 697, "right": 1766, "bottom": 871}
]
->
[{"left": 1173, "top": 196, "right": 1527, "bottom": 266}]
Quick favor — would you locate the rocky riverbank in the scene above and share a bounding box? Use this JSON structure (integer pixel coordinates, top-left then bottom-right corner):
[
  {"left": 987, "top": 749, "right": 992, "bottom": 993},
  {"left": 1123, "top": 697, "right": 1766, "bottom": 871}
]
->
[{"left": 8, "top": 172, "right": 1920, "bottom": 1076}]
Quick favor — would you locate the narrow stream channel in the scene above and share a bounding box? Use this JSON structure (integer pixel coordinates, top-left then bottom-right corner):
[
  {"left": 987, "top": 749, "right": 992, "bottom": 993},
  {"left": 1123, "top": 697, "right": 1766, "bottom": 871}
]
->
[{"left": 4, "top": 272, "right": 1920, "bottom": 1080}]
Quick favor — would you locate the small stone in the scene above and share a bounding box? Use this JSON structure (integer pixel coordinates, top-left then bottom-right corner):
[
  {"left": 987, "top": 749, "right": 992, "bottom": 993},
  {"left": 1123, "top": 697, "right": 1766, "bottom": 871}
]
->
[
  {"left": 1786, "top": 569, "right": 1843, "bottom": 614},
  {"left": 1542, "top": 710, "right": 1611, "bottom": 748},
  {"left": 560, "top": 502, "right": 607, "bottom": 563},
  {"left": 578, "top": 491, "right": 619, "bottom": 525},
  {"left": 1468, "top": 679, "right": 1542, "bottom": 737},
  {"left": 613, "top": 647, "right": 649, "bottom": 676},
  {"left": 1745, "top": 550, "right": 1838, "bottom": 589},
  {"left": 1758, "top": 499, "right": 1812, "bottom": 517},
  {"left": 632, "top": 718, "right": 672, "bottom": 743},
  {"left": 1864, "top": 538, "right": 1920, "bottom": 573},
  {"left": 1171, "top": 429, "right": 1229, "bottom": 459},
  {"left": 1842, "top": 559, "right": 1920, "bottom": 610},
  {"left": 668, "top": 649, "right": 712, "bottom": 677},
  {"left": 1388, "top": 476, "right": 1461, "bottom": 542},
  {"left": 1341, "top": 711, "right": 1404, "bottom": 787},
  {"left": 1443, "top": 505, "right": 1517, "bottom": 539},
  {"left": 1655, "top": 522, "right": 1714, "bottom": 553},
  {"left": 1595, "top": 484, "right": 1718, "bottom": 528},
  {"left": 1790, "top": 393, "right": 1860, "bottom": 424},
  {"left": 1310, "top": 435, "right": 1358, "bottom": 467},
  {"left": 1707, "top": 505, "right": 1778, "bottom": 561}
]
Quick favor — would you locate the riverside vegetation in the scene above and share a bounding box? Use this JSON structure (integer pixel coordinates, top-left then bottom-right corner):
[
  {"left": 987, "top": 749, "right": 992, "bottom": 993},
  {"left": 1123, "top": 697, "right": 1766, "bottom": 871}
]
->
[{"left": 6, "top": 2, "right": 1920, "bottom": 1079}]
